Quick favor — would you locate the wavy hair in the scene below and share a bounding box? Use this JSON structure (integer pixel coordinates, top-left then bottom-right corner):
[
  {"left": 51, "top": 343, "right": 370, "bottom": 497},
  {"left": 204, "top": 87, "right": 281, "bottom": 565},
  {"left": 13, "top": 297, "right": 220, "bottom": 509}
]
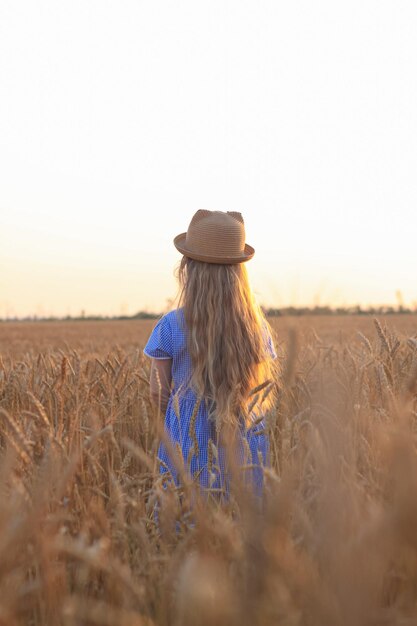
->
[{"left": 177, "top": 256, "right": 277, "bottom": 432}]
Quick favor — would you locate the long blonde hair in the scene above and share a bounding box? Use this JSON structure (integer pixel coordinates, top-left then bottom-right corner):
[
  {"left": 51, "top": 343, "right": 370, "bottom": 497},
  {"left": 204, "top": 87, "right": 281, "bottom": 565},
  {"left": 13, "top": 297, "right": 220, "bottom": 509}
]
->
[{"left": 177, "top": 256, "right": 277, "bottom": 432}]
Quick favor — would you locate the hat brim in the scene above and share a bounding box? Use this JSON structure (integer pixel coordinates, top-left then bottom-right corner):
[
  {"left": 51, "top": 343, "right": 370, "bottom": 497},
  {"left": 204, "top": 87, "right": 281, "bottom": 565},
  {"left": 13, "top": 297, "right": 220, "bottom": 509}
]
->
[{"left": 173, "top": 233, "right": 255, "bottom": 264}]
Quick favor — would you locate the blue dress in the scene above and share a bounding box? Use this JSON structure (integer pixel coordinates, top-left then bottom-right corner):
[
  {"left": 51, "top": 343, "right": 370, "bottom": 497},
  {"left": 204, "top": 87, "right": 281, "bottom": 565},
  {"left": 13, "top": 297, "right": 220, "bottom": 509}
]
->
[{"left": 143, "top": 308, "right": 276, "bottom": 500}]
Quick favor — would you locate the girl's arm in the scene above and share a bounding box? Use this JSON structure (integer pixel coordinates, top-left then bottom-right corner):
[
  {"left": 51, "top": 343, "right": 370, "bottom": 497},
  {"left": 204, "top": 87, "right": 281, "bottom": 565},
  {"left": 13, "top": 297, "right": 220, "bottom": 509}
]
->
[{"left": 149, "top": 358, "right": 173, "bottom": 415}]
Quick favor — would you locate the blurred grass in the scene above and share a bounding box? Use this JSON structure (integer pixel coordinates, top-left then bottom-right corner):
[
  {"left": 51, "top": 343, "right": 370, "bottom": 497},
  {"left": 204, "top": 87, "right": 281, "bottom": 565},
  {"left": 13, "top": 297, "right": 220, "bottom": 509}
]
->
[{"left": 0, "top": 315, "right": 416, "bottom": 625}]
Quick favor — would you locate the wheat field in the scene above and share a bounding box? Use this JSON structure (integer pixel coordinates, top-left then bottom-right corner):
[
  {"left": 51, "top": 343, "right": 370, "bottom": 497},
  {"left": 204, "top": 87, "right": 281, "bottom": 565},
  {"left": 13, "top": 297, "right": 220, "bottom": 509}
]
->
[{"left": 0, "top": 314, "right": 417, "bottom": 626}]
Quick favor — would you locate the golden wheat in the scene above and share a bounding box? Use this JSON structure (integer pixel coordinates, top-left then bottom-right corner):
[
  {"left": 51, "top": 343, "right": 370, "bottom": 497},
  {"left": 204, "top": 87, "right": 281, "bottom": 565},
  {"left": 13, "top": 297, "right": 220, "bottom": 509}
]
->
[{"left": 0, "top": 315, "right": 416, "bottom": 625}]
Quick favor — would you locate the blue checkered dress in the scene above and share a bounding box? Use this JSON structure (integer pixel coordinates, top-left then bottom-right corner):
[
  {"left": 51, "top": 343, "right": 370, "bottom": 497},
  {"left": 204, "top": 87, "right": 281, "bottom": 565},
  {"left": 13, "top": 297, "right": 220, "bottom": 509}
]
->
[{"left": 143, "top": 308, "right": 276, "bottom": 499}]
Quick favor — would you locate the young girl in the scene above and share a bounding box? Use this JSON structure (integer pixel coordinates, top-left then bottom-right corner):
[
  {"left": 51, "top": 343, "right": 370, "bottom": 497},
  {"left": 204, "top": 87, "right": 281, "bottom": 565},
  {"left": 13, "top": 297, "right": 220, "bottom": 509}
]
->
[{"left": 143, "top": 209, "right": 277, "bottom": 501}]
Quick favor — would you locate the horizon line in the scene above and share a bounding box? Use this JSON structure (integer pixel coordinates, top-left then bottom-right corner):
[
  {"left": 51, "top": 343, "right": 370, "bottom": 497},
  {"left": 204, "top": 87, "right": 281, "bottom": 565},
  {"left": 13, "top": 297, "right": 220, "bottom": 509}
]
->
[{"left": 1, "top": 303, "right": 417, "bottom": 323}]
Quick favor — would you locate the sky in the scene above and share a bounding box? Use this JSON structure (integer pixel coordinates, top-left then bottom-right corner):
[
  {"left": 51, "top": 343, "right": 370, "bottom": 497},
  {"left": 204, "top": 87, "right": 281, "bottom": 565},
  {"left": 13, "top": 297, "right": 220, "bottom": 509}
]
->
[{"left": 1, "top": 0, "right": 416, "bottom": 318}]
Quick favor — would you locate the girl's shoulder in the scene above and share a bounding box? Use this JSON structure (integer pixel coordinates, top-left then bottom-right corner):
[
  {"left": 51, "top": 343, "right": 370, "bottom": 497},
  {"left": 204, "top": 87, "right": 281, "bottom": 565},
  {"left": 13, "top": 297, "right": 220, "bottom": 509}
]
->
[
  {"left": 162, "top": 307, "right": 185, "bottom": 330},
  {"left": 143, "top": 308, "right": 185, "bottom": 360},
  {"left": 158, "top": 307, "right": 186, "bottom": 344}
]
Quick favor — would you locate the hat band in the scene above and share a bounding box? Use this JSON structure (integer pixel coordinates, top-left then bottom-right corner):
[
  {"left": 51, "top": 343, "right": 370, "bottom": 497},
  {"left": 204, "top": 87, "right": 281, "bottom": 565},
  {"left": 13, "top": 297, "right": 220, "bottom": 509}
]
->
[{"left": 173, "top": 233, "right": 254, "bottom": 264}]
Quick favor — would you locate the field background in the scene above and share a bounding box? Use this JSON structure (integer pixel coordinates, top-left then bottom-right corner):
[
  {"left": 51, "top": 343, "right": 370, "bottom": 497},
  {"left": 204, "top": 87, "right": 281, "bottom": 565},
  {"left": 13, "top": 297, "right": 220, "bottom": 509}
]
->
[
  {"left": 2, "top": 314, "right": 417, "bottom": 358},
  {"left": 0, "top": 314, "right": 417, "bottom": 626}
]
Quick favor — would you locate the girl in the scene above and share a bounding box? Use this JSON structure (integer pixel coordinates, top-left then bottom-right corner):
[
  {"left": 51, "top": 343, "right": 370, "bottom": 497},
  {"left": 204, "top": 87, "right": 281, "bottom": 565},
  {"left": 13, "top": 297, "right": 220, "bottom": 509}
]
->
[{"left": 143, "top": 209, "right": 277, "bottom": 502}]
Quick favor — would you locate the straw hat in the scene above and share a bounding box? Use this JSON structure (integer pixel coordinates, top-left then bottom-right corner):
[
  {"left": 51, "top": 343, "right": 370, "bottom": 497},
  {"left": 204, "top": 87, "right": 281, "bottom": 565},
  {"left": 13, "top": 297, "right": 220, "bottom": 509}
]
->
[{"left": 173, "top": 210, "right": 255, "bottom": 264}]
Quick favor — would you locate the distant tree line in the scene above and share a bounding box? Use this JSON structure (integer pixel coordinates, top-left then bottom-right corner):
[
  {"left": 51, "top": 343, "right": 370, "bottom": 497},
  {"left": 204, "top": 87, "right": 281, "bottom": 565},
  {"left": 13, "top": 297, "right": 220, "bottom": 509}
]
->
[
  {"left": 0, "top": 311, "right": 160, "bottom": 322},
  {"left": 1, "top": 304, "right": 416, "bottom": 322},
  {"left": 263, "top": 304, "right": 417, "bottom": 316}
]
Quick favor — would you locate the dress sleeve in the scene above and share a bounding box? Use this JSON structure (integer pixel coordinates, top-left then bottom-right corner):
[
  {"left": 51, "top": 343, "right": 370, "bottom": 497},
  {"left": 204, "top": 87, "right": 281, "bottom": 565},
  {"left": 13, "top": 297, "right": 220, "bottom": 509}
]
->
[
  {"left": 263, "top": 322, "right": 277, "bottom": 360},
  {"left": 266, "top": 331, "right": 277, "bottom": 360},
  {"left": 143, "top": 314, "right": 173, "bottom": 359}
]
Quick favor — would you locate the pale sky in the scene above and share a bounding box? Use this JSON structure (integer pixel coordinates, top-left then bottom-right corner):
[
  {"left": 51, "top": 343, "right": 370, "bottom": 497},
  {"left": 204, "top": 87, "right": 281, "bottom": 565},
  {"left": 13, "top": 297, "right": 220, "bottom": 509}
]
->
[{"left": 1, "top": 0, "right": 416, "bottom": 318}]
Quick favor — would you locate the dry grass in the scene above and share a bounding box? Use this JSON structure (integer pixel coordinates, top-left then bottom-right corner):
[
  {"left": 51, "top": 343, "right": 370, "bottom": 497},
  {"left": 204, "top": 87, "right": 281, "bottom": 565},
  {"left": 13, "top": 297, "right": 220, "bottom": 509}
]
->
[{"left": 0, "top": 315, "right": 417, "bottom": 625}]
